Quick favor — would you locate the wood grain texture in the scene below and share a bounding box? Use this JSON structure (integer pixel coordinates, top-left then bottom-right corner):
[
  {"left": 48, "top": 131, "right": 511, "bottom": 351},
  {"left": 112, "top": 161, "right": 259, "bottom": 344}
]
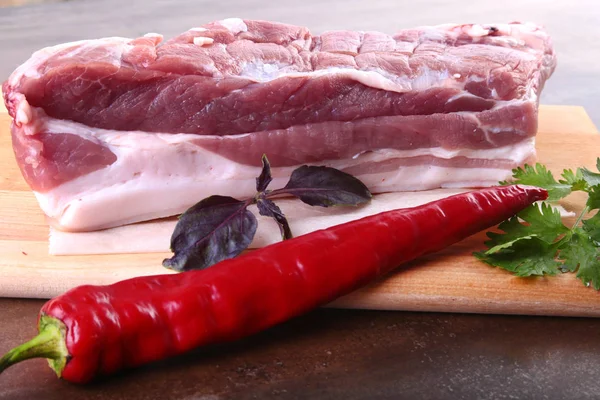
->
[{"left": 0, "top": 106, "right": 599, "bottom": 317}]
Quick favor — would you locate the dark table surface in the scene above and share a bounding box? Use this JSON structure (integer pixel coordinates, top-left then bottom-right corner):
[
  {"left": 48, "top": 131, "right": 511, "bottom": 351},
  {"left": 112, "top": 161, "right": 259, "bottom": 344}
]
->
[
  {"left": 2, "top": 0, "right": 600, "bottom": 398},
  {"left": 3, "top": 298, "right": 600, "bottom": 400}
]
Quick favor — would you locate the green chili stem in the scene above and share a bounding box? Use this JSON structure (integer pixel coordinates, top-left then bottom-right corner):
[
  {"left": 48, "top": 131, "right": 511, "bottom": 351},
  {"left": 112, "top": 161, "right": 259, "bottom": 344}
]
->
[{"left": 0, "top": 315, "right": 68, "bottom": 377}]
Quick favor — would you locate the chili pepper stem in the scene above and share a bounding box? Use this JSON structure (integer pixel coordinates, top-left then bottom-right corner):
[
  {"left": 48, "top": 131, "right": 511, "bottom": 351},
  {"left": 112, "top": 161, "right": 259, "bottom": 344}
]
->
[{"left": 0, "top": 315, "right": 68, "bottom": 377}]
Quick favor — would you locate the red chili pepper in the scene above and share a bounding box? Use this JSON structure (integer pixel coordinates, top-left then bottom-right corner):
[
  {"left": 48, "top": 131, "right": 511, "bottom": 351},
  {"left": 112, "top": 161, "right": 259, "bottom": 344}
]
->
[{"left": 0, "top": 185, "right": 546, "bottom": 383}]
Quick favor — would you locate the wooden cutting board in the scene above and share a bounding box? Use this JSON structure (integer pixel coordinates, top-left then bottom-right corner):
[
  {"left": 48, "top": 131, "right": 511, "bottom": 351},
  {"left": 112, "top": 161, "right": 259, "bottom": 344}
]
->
[{"left": 1, "top": 105, "right": 600, "bottom": 317}]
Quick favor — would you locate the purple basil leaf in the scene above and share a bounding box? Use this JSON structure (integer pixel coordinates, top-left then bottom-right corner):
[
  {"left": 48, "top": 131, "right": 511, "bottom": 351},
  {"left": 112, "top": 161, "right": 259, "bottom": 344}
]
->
[
  {"left": 273, "top": 165, "right": 372, "bottom": 207},
  {"left": 163, "top": 195, "right": 257, "bottom": 272},
  {"left": 256, "top": 154, "right": 273, "bottom": 192},
  {"left": 256, "top": 197, "right": 293, "bottom": 240}
]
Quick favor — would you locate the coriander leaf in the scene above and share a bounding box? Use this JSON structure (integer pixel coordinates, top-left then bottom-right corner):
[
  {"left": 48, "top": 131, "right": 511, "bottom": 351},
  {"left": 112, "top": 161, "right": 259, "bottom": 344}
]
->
[
  {"left": 483, "top": 203, "right": 569, "bottom": 254},
  {"left": 477, "top": 159, "right": 600, "bottom": 290},
  {"left": 581, "top": 168, "right": 600, "bottom": 188},
  {"left": 559, "top": 168, "right": 587, "bottom": 192},
  {"left": 485, "top": 232, "right": 537, "bottom": 254},
  {"left": 504, "top": 164, "right": 571, "bottom": 201},
  {"left": 559, "top": 228, "right": 600, "bottom": 289},
  {"left": 475, "top": 237, "right": 561, "bottom": 277},
  {"left": 583, "top": 213, "right": 600, "bottom": 244},
  {"left": 163, "top": 196, "right": 257, "bottom": 271},
  {"left": 484, "top": 234, "right": 538, "bottom": 254},
  {"left": 586, "top": 185, "right": 600, "bottom": 211},
  {"left": 256, "top": 197, "right": 292, "bottom": 240},
  {"left": 272, "top": 165, "right": 372, "bottom": 207},
  {"left": 256, "top": 154, "right": 273, "bottom": 192}
]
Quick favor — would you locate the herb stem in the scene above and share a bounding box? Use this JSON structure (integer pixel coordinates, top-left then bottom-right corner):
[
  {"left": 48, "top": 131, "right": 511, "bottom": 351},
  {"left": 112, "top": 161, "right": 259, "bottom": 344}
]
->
[
  {"left": 573, "top": 206, "right": 590, "bottom": 228},
  {"left": 265, "top": 188, "right": 290, "bottom": 198}
]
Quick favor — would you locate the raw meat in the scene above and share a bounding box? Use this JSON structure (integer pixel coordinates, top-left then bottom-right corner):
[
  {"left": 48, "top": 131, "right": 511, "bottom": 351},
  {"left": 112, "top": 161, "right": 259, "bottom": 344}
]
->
[
  {"left": 2, "top": 19, "right": 556, "bottom": 231},
  {"left": 48, "top": 191, "right": 574, "bottom": 256},
  {"left": 49, "top": 189, "right": 468, "bottom": 255}
]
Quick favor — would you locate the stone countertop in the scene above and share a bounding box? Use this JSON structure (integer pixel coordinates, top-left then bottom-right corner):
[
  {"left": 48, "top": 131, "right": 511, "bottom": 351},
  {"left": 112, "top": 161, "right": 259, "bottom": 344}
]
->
[{"left": 2, "top": 298, "right": 600, "bottom": 399}]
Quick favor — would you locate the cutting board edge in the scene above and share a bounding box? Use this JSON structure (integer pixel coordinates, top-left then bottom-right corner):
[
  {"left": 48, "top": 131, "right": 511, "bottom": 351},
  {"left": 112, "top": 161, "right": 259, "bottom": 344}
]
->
[{"left": 1, "top": 105, "right": 600, "bottom": 319}]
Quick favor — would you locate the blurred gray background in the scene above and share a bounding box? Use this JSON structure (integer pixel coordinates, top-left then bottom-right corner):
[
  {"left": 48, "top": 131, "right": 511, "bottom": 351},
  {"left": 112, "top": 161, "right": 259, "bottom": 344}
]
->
[{"left": 0, "top": 0, "right": 598, "bottom": 126}]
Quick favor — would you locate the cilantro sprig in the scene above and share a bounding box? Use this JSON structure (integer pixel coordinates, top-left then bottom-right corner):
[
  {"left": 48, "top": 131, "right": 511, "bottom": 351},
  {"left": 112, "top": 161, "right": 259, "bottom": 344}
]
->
[{"left": 475, "top": 158, "right": 600, "bottom": 289}]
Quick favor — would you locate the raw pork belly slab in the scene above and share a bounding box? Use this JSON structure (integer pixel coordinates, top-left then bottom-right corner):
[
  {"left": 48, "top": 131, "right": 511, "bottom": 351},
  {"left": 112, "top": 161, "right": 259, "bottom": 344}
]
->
[{"left": 3, "top": 19, "right": 556, "bottom": 231}]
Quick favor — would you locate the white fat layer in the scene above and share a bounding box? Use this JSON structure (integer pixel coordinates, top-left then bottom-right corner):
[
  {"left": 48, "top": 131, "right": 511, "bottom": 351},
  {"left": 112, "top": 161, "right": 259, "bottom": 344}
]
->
[
  {"left": 232, "top": 58, "right": 540, "bottom": 99},
  {"left": 48, "top": 190, "right": 574, "bottom": 256},
  {"left": 15, "top": 98, "right": 32, "bottom": 125},
  {"left": 219, "top": 18, "right": 248, "bottom": 34},
  {"left": 411, "top": 67, "right": 454, "bottom": 91},
  {"left": 34, "top": 126, "right": 535, "bottom": 232},
  {"left": 238, "top": 65, "right": 413, "bottom": 93},
  {"left": 418, "top": 28, "right": 446, "bottom": 41},
  {"left": 49, "top": 189, "right": 467, "bottom": 255},
  {"left": 431, "top": 22, "right": 550, "bottom": 51},
  {"left": 193, "top": 37, "right": 214, "bottom": 46},
  {"left": 240, "top": 61, "right": 285, "bottom": 80},
  {"left": 237, "top": 64, "right": 504, "bottom": 95}
]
